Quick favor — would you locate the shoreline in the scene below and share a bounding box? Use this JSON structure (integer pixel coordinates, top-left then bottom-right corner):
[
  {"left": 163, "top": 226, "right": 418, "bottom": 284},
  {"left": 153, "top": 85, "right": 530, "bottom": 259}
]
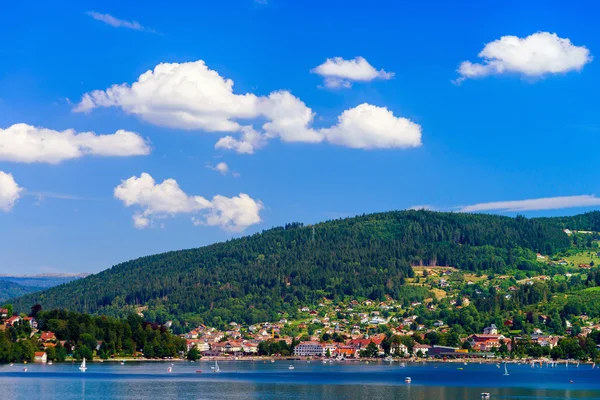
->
[{"left": 17, "top": 356, "right": 590, "bottom": 365}]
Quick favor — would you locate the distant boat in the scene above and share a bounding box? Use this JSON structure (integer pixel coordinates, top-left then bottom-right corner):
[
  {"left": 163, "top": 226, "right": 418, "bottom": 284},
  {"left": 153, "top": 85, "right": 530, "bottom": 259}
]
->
[
  {"left": 23, "top": 367, "right": 27, "bottom": 372},
  {"left": 464, "top": 362, "right": 467, "bottom": 366},
  {"left": 481, "top": 393, "right": 490, "bottom": 398},
  {"left": 79, "top": 358, "right": 87, "bottom": 372},
  {"left": 271, "top": 359, "right": 275, "bottom": 363},
  {"left": 384, "top": 356, "right": 393, "bottom": 362},
  {"left": 214, "top": 361, "right": 220, "bottom": 373},
  {"left": 400, "top": 363, "right": 406, "bottom": 368},
  {"left": 9, "top": 363, "right": 13, "bottom": 367},
  {"left": 405, "top": 377, "right": 411, "bottom": 383},
  {"left": 48, "top": 361, "right": 53, "bottom": 365},
  {"left": 120, "top": 361, "right": 125, "bottom": 365},
  {"left": 503, "top": 363, "right": 509, "bottom": 376},
  {"left": 195, "top": 370, "right": 203, "bottom": 373},
  {"left": 288, "top": 365, "right": 295, "bottom": 370},
  {"left": 576, "top": 362, "right": 580, "bottom": 368},
  {"left": 167, "top": 367, "right": 172, "bottom": 373}
]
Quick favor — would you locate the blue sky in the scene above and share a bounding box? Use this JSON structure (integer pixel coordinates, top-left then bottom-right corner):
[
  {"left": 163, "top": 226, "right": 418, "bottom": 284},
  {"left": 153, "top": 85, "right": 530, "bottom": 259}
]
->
[{"left": 1, "top": 0, "right": 599, "bottom": 274}]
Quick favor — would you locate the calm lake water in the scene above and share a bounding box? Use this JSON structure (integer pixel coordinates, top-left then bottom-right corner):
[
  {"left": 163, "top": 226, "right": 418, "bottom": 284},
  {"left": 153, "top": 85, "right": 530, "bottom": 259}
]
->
[{"left": 1, "top": 360, "right": 600, "bottom": 399}]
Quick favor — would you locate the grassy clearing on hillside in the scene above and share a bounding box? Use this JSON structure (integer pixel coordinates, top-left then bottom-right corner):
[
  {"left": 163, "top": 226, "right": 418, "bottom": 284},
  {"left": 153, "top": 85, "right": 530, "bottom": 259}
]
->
[{"left": 562, "top": 251, "right": 600, "bottom": 266}]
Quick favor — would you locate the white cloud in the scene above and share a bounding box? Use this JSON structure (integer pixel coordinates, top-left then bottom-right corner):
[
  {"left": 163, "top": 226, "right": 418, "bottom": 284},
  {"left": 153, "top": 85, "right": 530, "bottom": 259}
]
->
[
  {"left": 86, "top": 11, "right": 153, "bottom": 32},
  {"left": 456, "top": 32, "right": 592, "bottom": 83},
  {"left": 0, "top": 171, "right": 23, "bottom": 212},
  {"left": 459, "top": 195, "right": 600, "bottom": 213},
  {"left": 311, "top": 57, "right": 394, "bottom": 88},
  {"left": 193, "top": 194, "right": 262, "bottom": 231},
  {"left": 114, "top": 173, "right": 262, "bottom": 231},
  {"left": 209, "top": 162, "right": 229, "bottom": 175},
  {"left": 215, "top": 127, "right": 267, "bottom": 154},
  {"left": 75, "top": 60, "right": 420, "bottom": 153},
  {"left": 320, "top": 103, "right": 422, "bottom": 149},
  {"left": 0, "top": 123, "right": 150, "bottom": 164}
]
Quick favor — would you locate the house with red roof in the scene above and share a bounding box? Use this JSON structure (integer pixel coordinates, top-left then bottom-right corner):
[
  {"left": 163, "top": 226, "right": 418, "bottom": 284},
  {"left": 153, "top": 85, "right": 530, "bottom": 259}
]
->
[
  {"left": 40, "top": 331, "right": 57, "bottom": 342},
  {"left": 34, "top": 352, "right": 47, "bottom": 363}
]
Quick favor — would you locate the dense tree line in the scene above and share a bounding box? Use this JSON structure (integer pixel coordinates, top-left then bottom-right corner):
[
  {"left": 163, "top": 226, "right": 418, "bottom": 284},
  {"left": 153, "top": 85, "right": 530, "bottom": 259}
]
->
[
  {"left": 12, "top": 210, "right": 574, "bottom": 327},
  {"left": 0, "top": 309, "right": 186, "bottom": 363}
]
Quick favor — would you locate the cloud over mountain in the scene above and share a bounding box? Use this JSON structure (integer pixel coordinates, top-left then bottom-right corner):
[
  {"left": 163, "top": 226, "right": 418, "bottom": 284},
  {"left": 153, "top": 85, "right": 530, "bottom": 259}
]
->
[{"left": 114, "top": 172, "right": 262, "bottom": 231}]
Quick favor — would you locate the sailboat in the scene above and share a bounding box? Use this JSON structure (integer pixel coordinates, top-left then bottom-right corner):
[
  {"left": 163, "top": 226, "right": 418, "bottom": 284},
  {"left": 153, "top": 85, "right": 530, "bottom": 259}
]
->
[
  {"left": 79, "top": 358, "right": 87, "bottom": 372},
  {"left": 214, "top": 360, "right": 220, "bottom": 373},
  {"left": 503, "top": 362, "right": 509, "bottom": 376}
]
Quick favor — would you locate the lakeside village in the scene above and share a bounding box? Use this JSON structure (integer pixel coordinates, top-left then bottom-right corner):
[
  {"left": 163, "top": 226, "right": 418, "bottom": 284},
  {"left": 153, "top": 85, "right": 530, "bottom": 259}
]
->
[{"left": 3, "top": 232, "right": 600, "bottom": 364}]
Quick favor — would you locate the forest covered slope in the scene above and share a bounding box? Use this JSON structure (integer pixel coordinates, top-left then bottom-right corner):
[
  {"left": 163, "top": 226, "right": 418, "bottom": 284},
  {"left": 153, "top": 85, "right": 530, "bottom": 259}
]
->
[{"left": 13, "top": 210, "right": 591, "bottom": 325}]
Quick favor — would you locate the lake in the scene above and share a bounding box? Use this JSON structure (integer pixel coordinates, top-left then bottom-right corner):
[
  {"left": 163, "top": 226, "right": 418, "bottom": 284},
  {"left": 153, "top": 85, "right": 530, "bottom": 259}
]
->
[{"left": 1, "top": 360, "right": 600, "bottom": 399}]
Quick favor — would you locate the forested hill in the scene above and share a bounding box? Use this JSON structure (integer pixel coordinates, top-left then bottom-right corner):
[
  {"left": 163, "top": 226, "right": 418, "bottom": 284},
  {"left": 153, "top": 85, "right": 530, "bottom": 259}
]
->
[{"left": 12, "top": 210, "right": 578, "bottom": 326}]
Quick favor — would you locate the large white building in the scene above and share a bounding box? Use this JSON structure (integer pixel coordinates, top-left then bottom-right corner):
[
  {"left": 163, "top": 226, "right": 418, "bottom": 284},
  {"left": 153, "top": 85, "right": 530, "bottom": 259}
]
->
[{"left": 293, "top": 342, "right": 324, "bottom": 357}]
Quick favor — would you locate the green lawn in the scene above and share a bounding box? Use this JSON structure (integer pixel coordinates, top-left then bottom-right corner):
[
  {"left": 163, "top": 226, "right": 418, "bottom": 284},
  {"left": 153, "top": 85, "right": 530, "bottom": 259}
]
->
[{"left": 562, "top": 251, "right": 600, "bottom": 266}]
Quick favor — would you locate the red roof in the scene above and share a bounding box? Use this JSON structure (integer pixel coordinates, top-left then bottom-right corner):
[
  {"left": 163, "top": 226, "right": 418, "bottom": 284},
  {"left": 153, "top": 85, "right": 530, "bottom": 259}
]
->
[{"left": 41, "top": 331, "right": 56, "bottom": 341}]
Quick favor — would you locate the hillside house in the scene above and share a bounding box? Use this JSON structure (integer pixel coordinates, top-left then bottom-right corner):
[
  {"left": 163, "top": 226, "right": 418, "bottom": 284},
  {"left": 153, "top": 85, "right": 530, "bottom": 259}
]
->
[{"left": 40, "top": 331, "right": 57, "bottom": 342}]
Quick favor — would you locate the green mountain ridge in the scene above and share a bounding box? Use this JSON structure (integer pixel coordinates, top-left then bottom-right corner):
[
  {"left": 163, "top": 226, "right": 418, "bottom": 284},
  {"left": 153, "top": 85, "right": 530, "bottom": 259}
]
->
[
  {"left": 11, "top": 210, "right": 597, "bottom": 327},
  {"left": 0, "top": 280, "right": 43, "bottom": 303}
]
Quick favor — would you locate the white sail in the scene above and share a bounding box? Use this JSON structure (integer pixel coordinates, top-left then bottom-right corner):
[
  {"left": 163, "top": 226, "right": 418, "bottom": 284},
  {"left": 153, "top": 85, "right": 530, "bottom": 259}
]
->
[
  {"left": 214, "top": 360, "right": 220, "bottom": 373},
  {"left": 503, "top": 362, "right": 509, "bottom": 376},
  {"left": 79, "top": 358, "right": 87, "bottom": 372}
]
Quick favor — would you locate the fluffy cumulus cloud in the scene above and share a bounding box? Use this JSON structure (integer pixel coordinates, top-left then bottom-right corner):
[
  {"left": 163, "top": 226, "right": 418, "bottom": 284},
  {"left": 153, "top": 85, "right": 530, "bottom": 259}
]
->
[
  {"left": 0, "top": 171, "right": 23, "bottom": 212},
  {"left": 456, "top": 32, "right": 592, "bottom": 83},
  {"left": 114, "top": 173, "right": 262, "bottom": 231},
  {"left": 0, "top": 123, "right": 150, "bottom": 164},
  {"left": 459, "top": 195, "right": 600, "bottom": 213},
  {"left": 311, "top": 57, "right": 394, "bottom": 88},
  {"left": 320, "top": 104, "right": 421, "bottom": 149},
  {"left": 75, "top": 60, "right": 420, "bottom": 153}
]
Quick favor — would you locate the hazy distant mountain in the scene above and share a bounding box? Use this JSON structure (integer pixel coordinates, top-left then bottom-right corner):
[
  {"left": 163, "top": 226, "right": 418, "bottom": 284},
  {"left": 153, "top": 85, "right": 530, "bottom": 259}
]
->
[
  {"left": 0, "top": 274, "right": 89, "bottom": 302},
  {"left": 0, "top": 280, "right": 43, "bottom": 303}
]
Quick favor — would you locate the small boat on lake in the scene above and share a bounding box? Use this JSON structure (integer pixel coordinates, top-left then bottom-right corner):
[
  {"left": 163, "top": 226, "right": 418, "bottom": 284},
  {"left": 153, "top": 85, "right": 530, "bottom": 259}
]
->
[
  {"left": 288, "top": 365, "right": 295, "bottom": 370},
  {"left": 167, "top": 367, "right": 172, "bottom": 373},
  {"left": 79, "top": 358, "right": 87, "bottom": 372},
  {"left": 405, "top": 377, "right": 411, "bottom": 383},
  {"left": 481, "top": 393, "right": 490, "bottom": 398},
  {"left": 503, "top": 363, "right": 509, "bottom": 376}
]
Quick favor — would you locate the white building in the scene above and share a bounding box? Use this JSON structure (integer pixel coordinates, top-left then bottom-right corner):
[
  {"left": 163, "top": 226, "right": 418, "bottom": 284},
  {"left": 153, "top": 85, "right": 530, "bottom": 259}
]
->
[
  {"left": 483, "top": 324, "right": 498, "bottom": 335},
  {"left": 293, "top": 342, "right": 324, "bottom": 357}
]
